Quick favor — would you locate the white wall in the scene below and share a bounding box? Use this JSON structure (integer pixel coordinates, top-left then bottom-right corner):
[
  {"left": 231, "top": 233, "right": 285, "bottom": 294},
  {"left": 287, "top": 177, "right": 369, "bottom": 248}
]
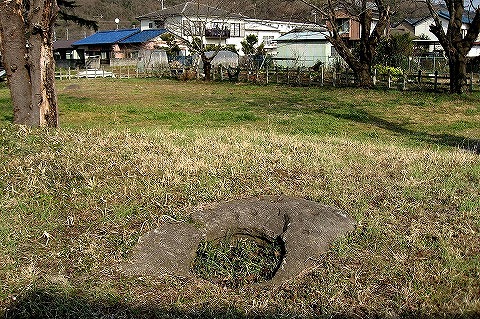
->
[{"left": 276, "top": 41, "right": 332, "bottom": 68}]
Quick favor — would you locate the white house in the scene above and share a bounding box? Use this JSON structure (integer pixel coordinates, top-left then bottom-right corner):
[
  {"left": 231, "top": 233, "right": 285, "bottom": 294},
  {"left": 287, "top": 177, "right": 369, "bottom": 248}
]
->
[
  {"left": 394, "top": 11, "right": 480, "bottom": 57},
  {"left": 136, "top": 2, "right": 318, "bottom": 56},
  {"left": 137, "top": 2, "right": 247, "bottom": 55}
]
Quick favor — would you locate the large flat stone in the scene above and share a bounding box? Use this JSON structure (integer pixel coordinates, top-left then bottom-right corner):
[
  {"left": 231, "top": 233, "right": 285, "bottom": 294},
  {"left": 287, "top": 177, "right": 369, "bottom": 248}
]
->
[{"left": 120, "top": 196, "right": 355, "bottom": 285}]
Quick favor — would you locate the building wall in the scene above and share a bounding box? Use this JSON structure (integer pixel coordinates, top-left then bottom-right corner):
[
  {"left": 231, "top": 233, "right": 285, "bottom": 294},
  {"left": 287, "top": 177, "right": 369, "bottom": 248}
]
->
[
  {"left": 275, "top": 41, "right": 332, "bottom": 68},
  {"left": 139, "top": 15, "right": 316, "bottom": 56}
]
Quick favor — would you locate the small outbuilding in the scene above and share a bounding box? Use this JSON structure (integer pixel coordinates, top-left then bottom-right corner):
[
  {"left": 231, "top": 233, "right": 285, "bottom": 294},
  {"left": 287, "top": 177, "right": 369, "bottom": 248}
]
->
[{"left": 274, "top": 29, "right": 333, "bottom": 68}]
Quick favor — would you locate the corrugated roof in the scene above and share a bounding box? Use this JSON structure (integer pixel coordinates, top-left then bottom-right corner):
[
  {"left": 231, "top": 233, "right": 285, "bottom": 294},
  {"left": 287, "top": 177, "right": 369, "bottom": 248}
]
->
[
  {"left": 404, "top": 17, "right": 425, "bottom": 26},
  {"left": 73, "top": 29, "right": 140, "bottom": 46},
  {"left": 137, "top": 2, "right": 242, "bottom": 20},
  {"left": 438, "top": 10, "right": 474, "bottom": 24},
  {"left": 276, "top": 30, "right": 328, "bottom": 42},
  {"left": 119, "top": 29, "right": 168, "bottom": 43},
  {"left": 53, "top": 39, "right": 77, "bottom": 50}
]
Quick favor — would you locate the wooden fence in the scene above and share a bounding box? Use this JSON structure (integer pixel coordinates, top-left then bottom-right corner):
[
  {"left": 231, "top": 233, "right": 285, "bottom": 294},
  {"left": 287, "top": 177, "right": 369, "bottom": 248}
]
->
[{"left": 55, "top": 65, "right": 480, "bottom": 93}]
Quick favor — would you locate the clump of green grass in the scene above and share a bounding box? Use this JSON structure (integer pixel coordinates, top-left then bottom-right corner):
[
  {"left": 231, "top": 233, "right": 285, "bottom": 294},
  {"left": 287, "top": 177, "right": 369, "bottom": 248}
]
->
[{"left": 192, "top": 234, "right": 284, "bottom": 288}]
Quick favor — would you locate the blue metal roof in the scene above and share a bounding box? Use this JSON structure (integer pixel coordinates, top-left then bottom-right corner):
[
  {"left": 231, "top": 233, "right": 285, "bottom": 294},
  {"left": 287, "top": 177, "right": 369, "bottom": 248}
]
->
[
  {"left": 119, "top": 29, "right": 168, "bottom": 44},
  {"left": 73, "top": 29, "right": 140, "bottom": 46},
  {"left": 438, "top": 10, "right": 473, "bottom": 24}
]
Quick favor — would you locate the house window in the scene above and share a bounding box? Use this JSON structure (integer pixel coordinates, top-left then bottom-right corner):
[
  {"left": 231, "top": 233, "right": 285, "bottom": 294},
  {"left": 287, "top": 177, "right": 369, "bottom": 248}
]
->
[
  {"left": 149, "top": 22, "right": 154, "bottom": 29},
  {"left": 185, "top": 21, "right": 204, "bottom": 36},
  {"left": 212, "top": 22, "right": 225, "bottom": 30},
  {"left": 231, "top": 23, "right": 241, "bottom": 37},
  {"left": 263, "top": 36, "right": 275, "bottom": 46},
  {"left": 128, "top": 51, "right": 139, "bottom": 59},
  {"left": 336, "top": 18, "right": 350, "bottom": 34}
]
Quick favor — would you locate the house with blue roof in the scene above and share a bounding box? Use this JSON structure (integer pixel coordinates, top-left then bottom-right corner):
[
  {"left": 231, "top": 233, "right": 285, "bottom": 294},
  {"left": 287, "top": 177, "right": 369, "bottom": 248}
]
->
[{"left": 72, "top": 28, "right": 172, "bottom": 66}]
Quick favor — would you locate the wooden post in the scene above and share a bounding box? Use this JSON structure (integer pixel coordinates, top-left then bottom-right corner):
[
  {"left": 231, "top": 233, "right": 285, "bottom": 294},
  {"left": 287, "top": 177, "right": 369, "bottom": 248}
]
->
[
  {"left": 136, "top": 66, "right": 139, "bottom": 78},
  {"left": 388, "top": 69, "right": 392, "bottom": 89},
  {"left": 256, "top": 67, "right": 259, "bottom": 83},
  {"left": 373, "top": 69, "right": 377, "bottom": 86},
  {"left": 417, "top": 70, "right": 422, "bottom": 84},
  {"left": 68, "top": 67, "right": 71, "bottom": 80},
  {"left": 333, "top": 70, "right": 336, "bottom": 87},
  {"left": 321, "top": 65, "right": 324, "bottom": 86},
  {"left": 402, "top": 73, "right": 407, "bottom": 91},
  {"left": 266, "top": 66, "right": 269, "bottom": 84},
  {"left": 470, "top": 72, "right": 474, "bottom": 92},
  {"left": 296, "top": 67, "right": 300, "bottom": 85},
  {"left": 308, "top": 69, "right": 312, "bottom": 85},
  {"left": 434, "top": 70, "right": 438, "bottom": 92},
  {"left": 127, "top": 66, "right": 130, "bottom": 78},
  {"left": 220, "top": 65, "right": 224, "bottom": 81},
  {"left": 275, "top": 67, "right": 279, "bottom": 83},
  {"left": 287, "top": 67, "right": 290, "bottom": 84}
]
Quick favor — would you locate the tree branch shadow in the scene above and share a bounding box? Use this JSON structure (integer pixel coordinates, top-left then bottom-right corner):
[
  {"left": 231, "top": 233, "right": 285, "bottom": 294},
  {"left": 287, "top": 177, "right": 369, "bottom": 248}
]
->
[{"left": 320, "top": 107, "right": 480, "bottom": 154}]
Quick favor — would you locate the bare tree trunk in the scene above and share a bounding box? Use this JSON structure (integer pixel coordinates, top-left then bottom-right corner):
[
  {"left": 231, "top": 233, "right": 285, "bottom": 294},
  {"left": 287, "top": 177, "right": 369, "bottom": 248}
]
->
[
  {"left": 201, "top": 53, "right": 214, "bottom": 81},
  {"left": 0, "top": 0, "right": 59, "bottom": 127},
  {"left": 355, "top": 64, "right": 374, "bottom": 87},
  {"left": 448, "top": 54, "right": 468, "bottom": 94},
  {"left": 426, "top": 1, "right": 480, "bottom": 94}
]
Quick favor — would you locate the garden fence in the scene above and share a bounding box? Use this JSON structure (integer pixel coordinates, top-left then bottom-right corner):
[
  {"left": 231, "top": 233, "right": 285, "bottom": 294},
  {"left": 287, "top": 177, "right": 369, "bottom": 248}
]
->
[{"left": 55, "top": 64, "right": 480, "bottom": 93}]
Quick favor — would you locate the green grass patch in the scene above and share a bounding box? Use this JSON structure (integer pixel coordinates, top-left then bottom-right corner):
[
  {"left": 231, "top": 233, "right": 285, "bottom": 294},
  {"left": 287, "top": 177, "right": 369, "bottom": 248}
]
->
[{"left": 192, "top": 234, "right": 284, "bottom": 288}]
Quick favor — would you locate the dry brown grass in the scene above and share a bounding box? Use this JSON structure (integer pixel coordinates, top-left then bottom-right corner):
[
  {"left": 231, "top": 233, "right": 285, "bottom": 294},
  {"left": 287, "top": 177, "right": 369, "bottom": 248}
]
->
[{"left": 1, "top": 121, "right": 479, "bottom": 317}]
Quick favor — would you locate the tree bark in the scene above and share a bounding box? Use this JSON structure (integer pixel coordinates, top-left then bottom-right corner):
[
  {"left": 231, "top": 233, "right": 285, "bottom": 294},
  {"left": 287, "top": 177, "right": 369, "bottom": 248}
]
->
[
  {"left": 201, "top": 53, "right": 214, "bottom": 81},
  {"left": 448, "top": 53, "right": 468, "bottom": 94},
  {"left": 0, "top": 0, "right": 59, "bottom": 127},
  {"left": 427, "top": 1, "right": 480, "bottom": 94}
]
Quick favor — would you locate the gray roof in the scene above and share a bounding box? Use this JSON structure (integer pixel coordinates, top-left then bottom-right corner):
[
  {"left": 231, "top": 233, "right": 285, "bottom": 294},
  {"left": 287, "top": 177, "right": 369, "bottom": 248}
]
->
[
  {"left": 276, "top": 30, "right": 329, "bottom": 42},
  {"left": 137, "top": 2, "right": 243, "bottom": 20}
]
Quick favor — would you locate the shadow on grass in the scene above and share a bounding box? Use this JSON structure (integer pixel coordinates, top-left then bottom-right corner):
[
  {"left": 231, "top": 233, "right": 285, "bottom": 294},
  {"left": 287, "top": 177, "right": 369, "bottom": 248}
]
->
[
  {"left": 3, "top": 287, "right": 480, "bottom": 319},
  {"left": 321, "top": 107, "right": 480, "bottom": 154}
]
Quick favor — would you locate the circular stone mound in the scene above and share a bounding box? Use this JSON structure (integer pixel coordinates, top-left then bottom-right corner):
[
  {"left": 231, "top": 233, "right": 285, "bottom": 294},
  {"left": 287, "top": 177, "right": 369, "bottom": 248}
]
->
[{"left": 120, "top": 196, "right": 355, "bottom": 286}]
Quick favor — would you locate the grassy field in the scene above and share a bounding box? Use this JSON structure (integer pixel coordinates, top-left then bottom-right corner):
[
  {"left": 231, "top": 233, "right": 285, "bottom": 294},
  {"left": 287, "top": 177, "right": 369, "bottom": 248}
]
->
[{"left": 1, "top": 78, "right": 480, "bottom": 318}]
